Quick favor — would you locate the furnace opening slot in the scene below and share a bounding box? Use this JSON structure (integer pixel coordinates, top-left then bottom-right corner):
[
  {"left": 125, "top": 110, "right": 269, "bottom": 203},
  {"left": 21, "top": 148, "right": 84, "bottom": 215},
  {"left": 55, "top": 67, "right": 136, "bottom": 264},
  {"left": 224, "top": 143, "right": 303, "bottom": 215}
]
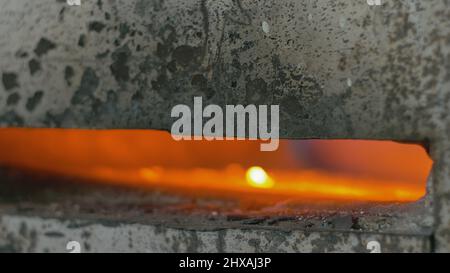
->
[{"left": 0, "top": 128, "right": 432, "bottom": 205}]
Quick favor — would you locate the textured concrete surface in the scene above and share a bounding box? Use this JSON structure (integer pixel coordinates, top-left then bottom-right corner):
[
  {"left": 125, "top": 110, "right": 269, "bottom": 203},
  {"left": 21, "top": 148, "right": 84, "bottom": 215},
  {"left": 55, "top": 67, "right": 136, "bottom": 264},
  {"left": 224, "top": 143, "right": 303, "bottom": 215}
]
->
[
  {"left": 0, "top": 215, "right": 432, "bottom": 253},
  {"left": 0, "top": 0, "right": 449, "bottom": 252},
  {"left": 0, "top": 0, "right": 448, "bottom": 141}
]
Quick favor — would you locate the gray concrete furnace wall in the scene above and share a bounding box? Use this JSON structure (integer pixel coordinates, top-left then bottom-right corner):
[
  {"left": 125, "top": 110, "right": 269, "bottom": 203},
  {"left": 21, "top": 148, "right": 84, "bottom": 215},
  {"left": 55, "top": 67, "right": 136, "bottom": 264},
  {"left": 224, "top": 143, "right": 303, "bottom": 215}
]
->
[{"left": 0, "top": 0, "right": 449, "bottom": 252}]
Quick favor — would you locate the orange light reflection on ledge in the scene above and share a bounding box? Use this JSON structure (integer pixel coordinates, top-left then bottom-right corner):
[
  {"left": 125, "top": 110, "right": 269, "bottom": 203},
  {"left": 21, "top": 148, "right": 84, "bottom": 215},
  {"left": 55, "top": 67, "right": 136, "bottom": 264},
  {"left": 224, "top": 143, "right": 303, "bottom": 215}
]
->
[{"left": 0, "top": 129, "right": 433, "bottom": 203}]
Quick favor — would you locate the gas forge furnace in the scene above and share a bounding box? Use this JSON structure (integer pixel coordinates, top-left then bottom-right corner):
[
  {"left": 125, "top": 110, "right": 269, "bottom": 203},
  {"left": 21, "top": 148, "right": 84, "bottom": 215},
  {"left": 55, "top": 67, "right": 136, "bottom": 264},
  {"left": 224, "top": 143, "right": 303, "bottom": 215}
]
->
[{"left": 0, "top": 0, "right": 449, "bottom": 253}]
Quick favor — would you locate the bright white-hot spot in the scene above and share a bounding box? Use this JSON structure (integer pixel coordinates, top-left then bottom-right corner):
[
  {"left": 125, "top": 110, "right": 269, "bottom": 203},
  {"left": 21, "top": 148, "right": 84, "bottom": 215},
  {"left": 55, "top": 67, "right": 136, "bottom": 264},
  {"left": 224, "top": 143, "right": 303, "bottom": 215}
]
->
[{"left": 246, "top": 166, "right": 274, "bottom": 189}]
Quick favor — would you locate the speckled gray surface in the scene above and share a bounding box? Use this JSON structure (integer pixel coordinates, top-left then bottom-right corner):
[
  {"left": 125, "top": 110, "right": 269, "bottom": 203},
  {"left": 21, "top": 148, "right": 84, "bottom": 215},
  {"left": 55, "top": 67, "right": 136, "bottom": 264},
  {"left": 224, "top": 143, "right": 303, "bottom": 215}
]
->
[
  {"left": 0, "top": 0, "right": 448, "bottom": 141},
  {"left": 0, "top": 215, "right": 432, "bottom": 253},
  {"left": 0, "top": 0, "right": 449, "bottom": 252}
]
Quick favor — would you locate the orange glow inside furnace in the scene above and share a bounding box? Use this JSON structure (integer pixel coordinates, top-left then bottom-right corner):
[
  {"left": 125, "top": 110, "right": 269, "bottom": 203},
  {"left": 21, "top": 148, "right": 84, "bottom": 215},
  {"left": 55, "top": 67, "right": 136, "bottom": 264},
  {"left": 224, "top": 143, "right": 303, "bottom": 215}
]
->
[{"left": 0, "top": 128, "right": 433, "bottom": 203}]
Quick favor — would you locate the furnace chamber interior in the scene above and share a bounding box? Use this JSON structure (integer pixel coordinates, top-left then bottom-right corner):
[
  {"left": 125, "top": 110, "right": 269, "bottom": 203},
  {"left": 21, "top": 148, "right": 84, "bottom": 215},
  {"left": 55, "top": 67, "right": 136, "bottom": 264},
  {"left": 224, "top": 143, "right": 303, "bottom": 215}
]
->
[{"left": 0, "top": 128, "right": 433, "bottom": 214}]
